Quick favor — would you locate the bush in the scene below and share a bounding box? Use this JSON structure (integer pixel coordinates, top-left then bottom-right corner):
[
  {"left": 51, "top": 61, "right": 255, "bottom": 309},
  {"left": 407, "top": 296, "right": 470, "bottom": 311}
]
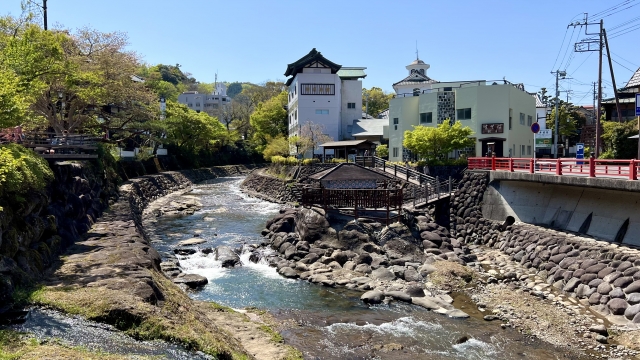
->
[
  {"left": 270, "top": 155, "right": 299, "bottom": 165},
  {"left": 302, "top": 158, "right": 319, "bottom": 166},
  {"left": 329, "top": 158, "right": 346, "bottom": 163},
  {"left": 0, "top": 144, "right": 53, "bottom": 199},
  {"left": 375, "top": 144, "right": 388, "bottom": 158}
]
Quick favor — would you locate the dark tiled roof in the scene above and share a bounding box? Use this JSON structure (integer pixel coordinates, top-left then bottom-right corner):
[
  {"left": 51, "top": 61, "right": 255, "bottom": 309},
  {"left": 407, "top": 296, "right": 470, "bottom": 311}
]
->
[
  {"left": 284, "top": 48, "right": 342, "bottom": 77},
  {"left": 309, "top": 163, "right": 393, "bottom": 181}
]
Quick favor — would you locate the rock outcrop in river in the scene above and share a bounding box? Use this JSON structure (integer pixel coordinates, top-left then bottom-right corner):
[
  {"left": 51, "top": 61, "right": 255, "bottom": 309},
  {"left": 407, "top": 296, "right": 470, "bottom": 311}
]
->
[{"left": 254, "top": 206, "right": 475, "bottom": 317}]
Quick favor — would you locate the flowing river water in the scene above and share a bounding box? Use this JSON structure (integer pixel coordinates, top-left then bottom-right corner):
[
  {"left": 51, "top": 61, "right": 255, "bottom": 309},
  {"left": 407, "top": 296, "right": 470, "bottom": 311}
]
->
[{"left": 141, "top": 176, "right": 580, "bottom": 360}]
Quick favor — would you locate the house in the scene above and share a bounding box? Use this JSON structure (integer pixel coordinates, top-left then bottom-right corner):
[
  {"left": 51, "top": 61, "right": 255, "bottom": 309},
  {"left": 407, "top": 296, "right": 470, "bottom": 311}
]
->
[
  {"left": 602, "top": 67, "right": 640, "bottom": 121},
  {"left": 284, "top": 48, "right": 367, "bottom": 157},
  {"left": 177, "top": 82, "right": 230, "bottom": 120},
  {"left": 388, "top": 57, "right": 536, "bottom": 161}
]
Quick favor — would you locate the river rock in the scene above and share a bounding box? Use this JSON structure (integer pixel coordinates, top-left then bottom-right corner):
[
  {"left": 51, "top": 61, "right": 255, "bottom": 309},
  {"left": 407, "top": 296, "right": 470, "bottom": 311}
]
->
[
  {"left": 624, "top": 280, "right": 640, "bottom": 294},
  {"left": 173, "top": 273, "right": 208, "bottom": 288},
  {"left": 597, "top": 282, "right": 612, "bottom": 294},
  {"left": 446, "top": 309, "right": 470, "bottom": 319},
  {"left": 609, "top": 287, "right": 625, "bottom": 299},
  {"left": 176, "top": 238, "right": 206, "bottom": 246},
  {"left": 403, "top": 268, "right": 422, "bottom": 282},
  {"left": 405, "top": 285, "right": 425, "bottom": 298},
  {"left": 627, "top": 293, "right": 640, "bottom": 305},
  {"left": 384, "top": 291, "right": 412, "bottom": 303},
  {"left": 613, "top": 276, "right": 634, "bottom": 288},
  {"left": 418, "top": 264, "right": 437, "bottom": 276},
  {"left": 215, "top": 246, "right": 241, "bottom": 268},
  {"left": 411, "top": 297, "right": 444, "bottom": 311},
  {"left": 563, "top": 278, "right": 581, "bottom": 292},
  {"left": 174, "top": 248, "right": 197, "bottom": 255},
  {"left": 354, "top": 264, "right": 372, "bottom": 274},
  {"left": 608, "top": 298, "right": 629, "bottom": 315},
  {"left": 589, "top": 324, "right": 608, "bottom": 336},
  {"left": 361, "top": 290, "right": 384, "bottom": 304},
  {"left": 624, "top": 304, "right": 640, "bottom": 320},
  {"left": 371, "top": 267, "right": 396, "bottom": 281},
  {"left": 278, "top": 266, "right": 299, "bottom": 278}
]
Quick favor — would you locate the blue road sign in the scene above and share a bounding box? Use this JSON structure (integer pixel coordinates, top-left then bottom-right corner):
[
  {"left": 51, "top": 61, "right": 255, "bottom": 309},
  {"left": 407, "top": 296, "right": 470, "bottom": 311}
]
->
[
  {"left": 531, "top": 122, "right": 540, "bottom": 134},
  {"left": 636, "top": 93, "right": 640, "bottom": 116},
  {"left": 576, "top": 143, "right": 584, "bottom": 165}
]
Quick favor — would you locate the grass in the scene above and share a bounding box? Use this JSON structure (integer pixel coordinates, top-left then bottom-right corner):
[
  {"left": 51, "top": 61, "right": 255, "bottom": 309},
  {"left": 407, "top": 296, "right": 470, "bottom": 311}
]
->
[
  {"left": 258, "top": 325, "right": 284, "bottom": 343},
  {"left": 27, "top": 271, "right": 249, "bottom": 360}
]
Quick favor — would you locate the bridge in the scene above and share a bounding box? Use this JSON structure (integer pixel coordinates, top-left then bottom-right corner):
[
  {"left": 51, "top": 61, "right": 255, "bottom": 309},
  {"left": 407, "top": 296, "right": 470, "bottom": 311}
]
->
[
  {"left": 21, "top": 132, "right": 99, "bottom": 160},
  {"left": 467, "top": 156, "right": 640, "bottom": 247}
]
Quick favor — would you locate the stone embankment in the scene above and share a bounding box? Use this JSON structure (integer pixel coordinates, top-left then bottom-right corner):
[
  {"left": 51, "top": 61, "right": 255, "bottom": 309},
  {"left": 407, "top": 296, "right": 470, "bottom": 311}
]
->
[
  {"left": 240, "top": 168, "right": 297, "bottom": 203},
  {"left": 251, "top": 206, "right": 476, "bottom": 318},
  {"left": 452, "top": 171, "right": 640, "bottom": 326},
  {"left": 0, "top": 161, "right": 117, "bottom": 307}
]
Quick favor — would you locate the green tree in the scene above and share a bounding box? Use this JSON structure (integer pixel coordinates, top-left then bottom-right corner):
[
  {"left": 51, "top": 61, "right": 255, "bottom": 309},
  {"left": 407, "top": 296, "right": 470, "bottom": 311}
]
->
[
  {"left": 249, "top": 91, "right": 288, "bottom": 143},
  {"left": 375, "top": 144, "right": 388, "bottom": 158},
  {"left": 546, "top": 101, "right": 579, "bottom": 137},
  {"left": 164, "top": 101, "right": 226, "bottom": 152},
  {"left": 262, "top": 135, "right": 290, "bottom": 161},
  {"left": 227, "top": 82, "right": 243, "bottom": 98},
  {"left": 403, "top": 121, "right": 474, "bottom": 160},
  {"left": 362, "top": 87, "right": 393, "bottom": 117},
  {"left": 601, "top": 120, "right": 638, "bottom": 159}
]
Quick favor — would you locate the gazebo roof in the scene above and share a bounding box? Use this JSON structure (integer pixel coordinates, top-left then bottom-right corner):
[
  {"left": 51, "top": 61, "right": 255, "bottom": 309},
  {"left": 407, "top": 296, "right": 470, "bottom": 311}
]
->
[
  {"left": 319, "top": 139, "right": 375, "bottom": 149},
  {"left": 309, "top": 163, "right": 393, "bottom": 181}
]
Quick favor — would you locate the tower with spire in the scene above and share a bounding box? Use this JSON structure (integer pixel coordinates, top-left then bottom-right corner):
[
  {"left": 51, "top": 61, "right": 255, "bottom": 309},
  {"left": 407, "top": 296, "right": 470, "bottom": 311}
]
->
[{"left": 392, "top": 52, "right": 437, "bottom": 96}]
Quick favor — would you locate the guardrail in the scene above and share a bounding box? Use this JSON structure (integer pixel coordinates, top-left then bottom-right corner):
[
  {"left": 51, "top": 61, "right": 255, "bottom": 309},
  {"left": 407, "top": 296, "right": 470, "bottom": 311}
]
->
[
  {"left": 355, "top": 156, "right": 437, "bottom": 186},
  {"left": 468, "top": 157, "right": 640, "bottom": 180}
]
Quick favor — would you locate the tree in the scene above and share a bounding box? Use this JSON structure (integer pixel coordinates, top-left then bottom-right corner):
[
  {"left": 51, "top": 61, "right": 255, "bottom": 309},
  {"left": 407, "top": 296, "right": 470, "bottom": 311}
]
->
[
  {"left": 362, "top": 87, "right": 393, "bottom": 117},
  {"left": 546, "top": 101, "right": 580, "bottom": 137},
  {"left": 249, "top": 91, "right": 288, "bottom": 143},
  {"left": 262, "top": 135, "right": 290, "bottom": 161},
  {"left": 403, "top": 121, "right": 474, "bottom": 160},
  {"left": 601, "top": 120, "right": 638, "bottom": 159},
  {"left": 375, "top": 144, "right": 388, "bottom": 158},
  {"left": 227, "top": 82, "right": 243, "bottom": 98},
  {"left": 298, "top": 121, "right": 332, "bottom": 157},
  {"left": 164, "top": 101, "right": 226, "bottom": 152}
]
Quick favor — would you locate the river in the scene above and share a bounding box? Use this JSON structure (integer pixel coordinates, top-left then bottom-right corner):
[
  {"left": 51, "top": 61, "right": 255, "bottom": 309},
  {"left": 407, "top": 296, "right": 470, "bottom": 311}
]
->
[{"left": 142, "top": 176, "right": 581, "bottom": 360}]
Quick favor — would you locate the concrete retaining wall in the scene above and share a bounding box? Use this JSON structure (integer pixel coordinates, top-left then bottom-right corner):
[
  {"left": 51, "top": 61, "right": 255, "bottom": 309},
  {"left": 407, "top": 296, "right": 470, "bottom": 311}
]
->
[{"left": 482, "top": 179, "right": 640, "bottom": 246}]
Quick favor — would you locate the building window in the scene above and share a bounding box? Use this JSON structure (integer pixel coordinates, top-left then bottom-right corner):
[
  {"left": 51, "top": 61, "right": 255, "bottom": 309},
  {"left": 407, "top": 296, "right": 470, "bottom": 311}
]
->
[
  {"left": 301, "top": 83, "right": 335, "bottom": 95},
  {"left": 527, "top": 145, "right": 532, "bottom": 155},
  {"left": 456, "top": 108, "right": 472, "bottom": 120},
  {"left": 509, "top": 108, "right": 513, "bottom": 130},
  {"left": 347, "top": 102, "right": 356, "bottom": 109},
  {"left": 392, "top": 147, "right": 399, "bottom": 157},
  {"left": 212, "top": 104, "right": 219, "bottom": 109},
  {"left": 393, "top": 117, "right": 399, "bottom": 131},
  {"left": 521, "top": 145, "right": 525, "bottom": 156},
  {"left": 420, "top": 112, "right": 433, "bottom": 124},
  {"left": 347, "top": 125, "right": 352, "bottom": 134},
  {"left": 188, "top": 103, "right": 193, "bottom": 107},
  {"left": 315, "top": 109, "right": 329, "bottom": 114},
  {"left": 527, "top": 115, "right": 533, "bottom": 126},
  {"left": 520, "top": 113, "right": 525, "bottom": 125},
  {"left": 295, "top": 109, "right": 297, "bottom": 120},
  {"left": 196, "top": 103, "right": 200, "bottom": 107}
]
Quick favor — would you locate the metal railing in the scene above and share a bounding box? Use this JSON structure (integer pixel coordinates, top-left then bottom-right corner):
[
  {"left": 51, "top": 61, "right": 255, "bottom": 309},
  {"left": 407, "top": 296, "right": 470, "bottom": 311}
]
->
[
  {"left": 355, "top": 156, "right": 436, "bottom": 186},
  {"left": 468, "top": 157, "right": 640, "bottom": 180}
]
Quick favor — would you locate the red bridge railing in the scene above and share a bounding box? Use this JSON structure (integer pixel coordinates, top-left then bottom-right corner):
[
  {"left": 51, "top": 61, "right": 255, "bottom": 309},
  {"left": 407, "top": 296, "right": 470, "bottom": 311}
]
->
[{"left": 468, "top": 157, "right": 639, "bottom": 180}]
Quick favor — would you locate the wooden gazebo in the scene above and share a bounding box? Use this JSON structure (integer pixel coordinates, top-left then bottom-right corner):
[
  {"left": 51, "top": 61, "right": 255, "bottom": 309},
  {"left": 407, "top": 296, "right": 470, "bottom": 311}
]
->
[
  {"left": 301, "top": 163, "right": 403, "bottom": 224},
  {"left": 319, "top": 140, "right": 375, "bottom": 160}
]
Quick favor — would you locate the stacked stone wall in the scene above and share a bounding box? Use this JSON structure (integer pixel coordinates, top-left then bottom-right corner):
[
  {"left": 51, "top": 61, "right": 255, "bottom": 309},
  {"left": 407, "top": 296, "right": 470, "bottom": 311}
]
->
[{"left": 452, "top": 171, "right": 640, "bottom": 321}]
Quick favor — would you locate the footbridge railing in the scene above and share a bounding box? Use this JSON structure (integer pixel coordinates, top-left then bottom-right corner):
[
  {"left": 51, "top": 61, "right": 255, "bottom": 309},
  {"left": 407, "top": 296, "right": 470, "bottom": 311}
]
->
[{"left": 468, "top": 157, "right": 640, "bottom": 180}]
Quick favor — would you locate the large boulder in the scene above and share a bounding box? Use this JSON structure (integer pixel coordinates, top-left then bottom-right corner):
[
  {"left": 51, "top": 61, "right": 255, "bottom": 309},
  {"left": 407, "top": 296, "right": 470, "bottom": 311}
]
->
[
  {"left": 371, "top": 267, "right": 396, "bottom": 281},
  {"left": 266, "top": 208, "right": 297, "bottom": 233},
  {"left": 173, "top": 273, "right": 208, "bottom": 288},
  {"left": 361, "top": 290, "right": 384, "bottom": 304},
  {"left": 215, "top": 246, "right": 241, "bottom": 268},
  {"left": 295, "top": 207, "right": 337, "bottom": 244}
]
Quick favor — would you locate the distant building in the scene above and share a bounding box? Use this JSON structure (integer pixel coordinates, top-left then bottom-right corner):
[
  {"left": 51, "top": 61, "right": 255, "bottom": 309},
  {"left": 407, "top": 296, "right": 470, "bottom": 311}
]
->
[
  {"left": 388, "top": 57, "right": 536, "bottom": 161},
  {"left": 178, "top": 82, "right": 230, "bottom": 120},
  {"left": 284, "top": 48, "right": 367, "bottom": 156}
]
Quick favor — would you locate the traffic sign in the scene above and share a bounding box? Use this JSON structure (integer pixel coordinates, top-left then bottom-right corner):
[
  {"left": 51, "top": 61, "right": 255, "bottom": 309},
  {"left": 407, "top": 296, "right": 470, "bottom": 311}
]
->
[
  {"left": 636, "top": 93, "right": 640, "bottom": 116},
  {"left": 531, "top": 122, "right": 540, "bottom": 133},
  {"left": 576, "top": 143, "right": 584, "bottom": 164}
]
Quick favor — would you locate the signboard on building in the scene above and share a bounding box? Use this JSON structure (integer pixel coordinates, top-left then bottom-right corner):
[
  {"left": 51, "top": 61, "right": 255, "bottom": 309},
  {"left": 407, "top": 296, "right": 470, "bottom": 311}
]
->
[
  {"left": 636, "top": 93, "right": 640, "bottom": 116},
  {"left": 481, "top": 123, "right": 504, "bottom": 134},
  {"left": 535, "top": 129, "right": 552, "bottom": 148}
]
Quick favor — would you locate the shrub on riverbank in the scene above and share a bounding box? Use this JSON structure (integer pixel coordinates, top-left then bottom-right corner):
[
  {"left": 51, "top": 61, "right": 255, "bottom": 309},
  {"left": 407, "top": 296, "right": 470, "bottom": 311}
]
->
[{"left": 0, "top": 143, "right": 53, "bottom": 200}]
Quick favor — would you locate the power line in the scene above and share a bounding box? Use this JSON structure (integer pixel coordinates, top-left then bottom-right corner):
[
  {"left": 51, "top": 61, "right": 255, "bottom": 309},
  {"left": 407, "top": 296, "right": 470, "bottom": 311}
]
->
[
  {"left": 559, "top": 26, "right": 577, "bottom": 70},
  {"left": 610, "top": 23, "right": 640, "bottom": 39},
  {"left": 551, "top": 27, "right": 570, "bottom": 71},
  {"left": 611, "top": 51, "right": 639, "bottom": 67},
  {"left": 592, "top": 0, "right": 635, "bottom": 18},
  {"left": 605, "top": 54, "right": 636, "bottom": 72},
  {"left": 595, "top": 1, "right": 640, "bottom": 20},
  {"left": 568, "top": 52, "right": 593, "bottom": 74}
]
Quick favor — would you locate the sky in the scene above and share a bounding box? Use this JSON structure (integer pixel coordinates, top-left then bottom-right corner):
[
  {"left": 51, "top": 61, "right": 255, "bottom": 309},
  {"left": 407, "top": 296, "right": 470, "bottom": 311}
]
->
[{"left": 2, "top": 0, "right": 640, "bottom": 105}]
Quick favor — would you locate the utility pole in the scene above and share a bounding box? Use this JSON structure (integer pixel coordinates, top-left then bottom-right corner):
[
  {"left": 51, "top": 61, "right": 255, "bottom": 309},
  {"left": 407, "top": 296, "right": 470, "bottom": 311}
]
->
[
  {"left": 42, "top": 0, "right": 47, "bottom": 30},
  {"left": 551, "top": 70, "right": 566, "bottom": 158},
  {"left": 603, "top": 28, "right": 622, "bottom": 122},
  {"left": 569, "top": 14, "right": 605, "bottom": 157},
  {"left": 592, "top": 82, "right": 597, "bottom": 125}
]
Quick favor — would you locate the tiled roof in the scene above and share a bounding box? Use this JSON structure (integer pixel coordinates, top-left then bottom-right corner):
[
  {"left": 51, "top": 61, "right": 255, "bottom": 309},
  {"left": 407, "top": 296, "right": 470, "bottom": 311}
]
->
[
  {"left": 625, "top": 67, "right": 640, "bottom": 89},
  {"left": 534, "top": 93, "right": 545, "bottom": 108},
  {"left": 284, "top": 48, "right": 341, "bottom": 77},
  {"left": 320, "top": 140, "right": 371, "bottom": 147},
  {"left": 351, "top": 118, "right": 387, "bottom": 137},
  {"left": 337, "top": 67, "right": 367, "bottom": 79},
  {"left": 309, "top": 163, "right": 392, "bottom": 181},
  {"left": 393, "top": 72, "right": 438, "bottom": 87}
]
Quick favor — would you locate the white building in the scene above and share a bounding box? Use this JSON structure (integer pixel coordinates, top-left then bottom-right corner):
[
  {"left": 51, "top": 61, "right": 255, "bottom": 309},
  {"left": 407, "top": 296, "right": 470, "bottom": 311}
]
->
[
  {"left": 178, "top": 83, "right": 230, "bottom": 120},
  {"left": 284, "top": 48, "right": 366, "bottom": 156},
  {"left": 388, "top": 57, "right": 536, "bottom": 162}
]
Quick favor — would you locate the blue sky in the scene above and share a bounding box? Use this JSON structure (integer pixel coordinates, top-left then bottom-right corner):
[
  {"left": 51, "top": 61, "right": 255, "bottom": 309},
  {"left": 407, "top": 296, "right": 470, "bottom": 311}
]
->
[{"left": 2, "top": 0, "right": 640, "bottom": 105}]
